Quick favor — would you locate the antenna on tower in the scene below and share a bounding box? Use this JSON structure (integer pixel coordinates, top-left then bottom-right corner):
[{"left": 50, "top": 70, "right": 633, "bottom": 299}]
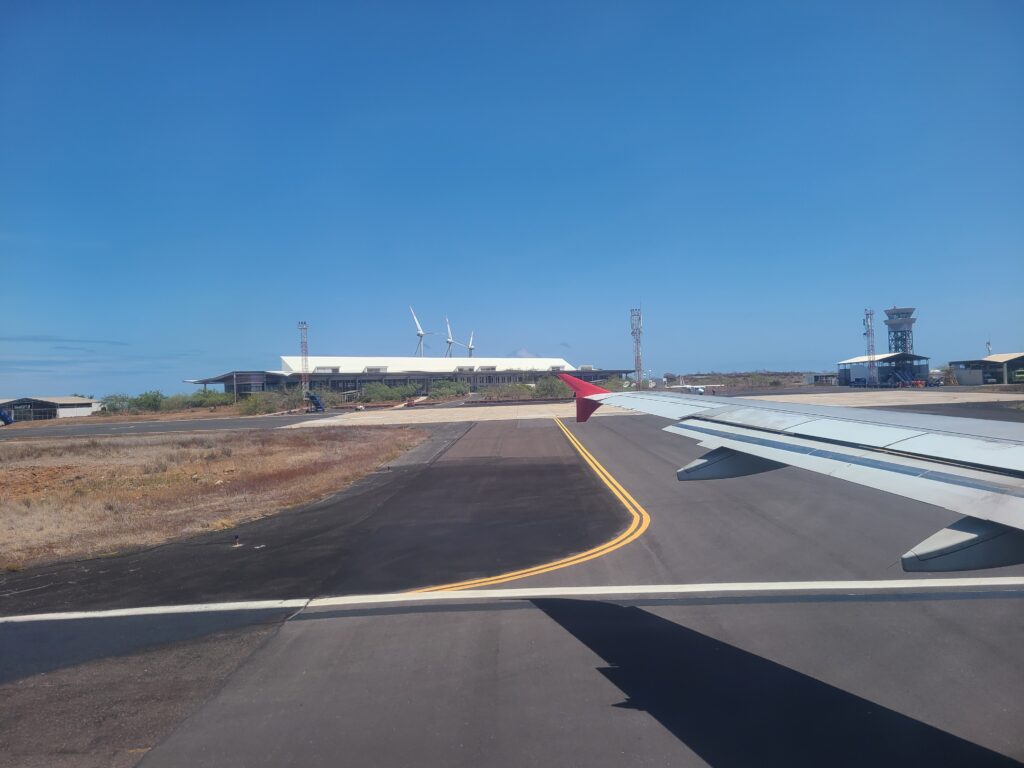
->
[
  {"left": 409, "top": 306, "right": 433, "bottom": 357},
  {"left": 863, "top": 309, "right": 878, "bottom": 387},
  {"left": 630, "top": 307, "right": 644, "bottom": 389},
  {"left": 297, "top": 321, "right": 310, "bottom": 393}
]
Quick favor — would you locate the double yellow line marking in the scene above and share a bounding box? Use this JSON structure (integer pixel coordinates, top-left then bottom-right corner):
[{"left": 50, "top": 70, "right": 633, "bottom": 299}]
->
[{"left": 412, "top": 418, "right": 651, "bottom": 592}]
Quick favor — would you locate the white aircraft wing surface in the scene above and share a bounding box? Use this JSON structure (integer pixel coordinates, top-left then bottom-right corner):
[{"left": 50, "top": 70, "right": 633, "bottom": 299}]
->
[{"left": 557, "top": 374, "right": 1024, "bottom": 572}]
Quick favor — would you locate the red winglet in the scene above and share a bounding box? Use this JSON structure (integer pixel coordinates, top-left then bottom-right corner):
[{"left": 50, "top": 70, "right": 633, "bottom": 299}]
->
[{"left": 557, "top": 373, "right": 610, "bottom": 422}]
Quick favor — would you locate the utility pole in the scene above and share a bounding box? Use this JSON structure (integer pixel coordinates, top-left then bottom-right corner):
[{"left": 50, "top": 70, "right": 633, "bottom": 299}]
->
[
  {"left": 298, "top": 321, "right": 310, "bottom": 393},
  {"left": 630, "top": 308, "right": 644, "bottom": 389},
  {"left": 863, "top": 309, "right": 878, "bottom": 387}
]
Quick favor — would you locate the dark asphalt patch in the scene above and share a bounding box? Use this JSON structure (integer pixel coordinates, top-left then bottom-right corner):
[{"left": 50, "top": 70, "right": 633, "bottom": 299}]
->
[{"left": 0, "top": 420, "right": 626, "bottom": 616}]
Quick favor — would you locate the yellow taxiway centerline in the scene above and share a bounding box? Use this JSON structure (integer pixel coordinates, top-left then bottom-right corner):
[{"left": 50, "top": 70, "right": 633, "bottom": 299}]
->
[{"left": 411, "top": 417, "right": 651, "bottom": 592}]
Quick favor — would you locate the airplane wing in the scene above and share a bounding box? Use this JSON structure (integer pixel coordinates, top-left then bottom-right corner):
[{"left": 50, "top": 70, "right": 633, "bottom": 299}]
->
[{"left": 557, "top": 373, "right": 1024, "bottom": 572}]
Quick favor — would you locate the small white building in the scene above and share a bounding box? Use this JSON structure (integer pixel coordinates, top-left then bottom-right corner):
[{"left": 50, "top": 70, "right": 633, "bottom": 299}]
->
[{"left": 0, "top": 396, "right": 103, "bottom": 422}]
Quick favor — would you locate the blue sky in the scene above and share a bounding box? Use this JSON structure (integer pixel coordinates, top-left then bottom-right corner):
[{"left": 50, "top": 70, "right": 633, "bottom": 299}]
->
[{"left": 2, "top": 1, "right": 1022, "bottom": 396}]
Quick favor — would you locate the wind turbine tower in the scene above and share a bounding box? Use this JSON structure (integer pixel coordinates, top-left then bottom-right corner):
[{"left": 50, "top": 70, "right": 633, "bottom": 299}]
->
[
  {"left": 444, "top": 316, "right": 457, "bottom": 358},
  {"left": 630, "top": 307, "right": 644, "bottom": 388},
  {"left": 409, "top": 306, "right": 432, "bottom": 357}
]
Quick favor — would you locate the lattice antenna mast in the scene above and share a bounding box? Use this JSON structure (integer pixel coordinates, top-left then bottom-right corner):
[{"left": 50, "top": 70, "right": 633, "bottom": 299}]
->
[
  {"left": 863, "top": 309, "right": 878, "bottom": 387},
  {"left": 630, "top": 307, "right": 644, "bottom": 388},
  {"left": 297, "top": 321, "right": 309, "bottom": 392}
]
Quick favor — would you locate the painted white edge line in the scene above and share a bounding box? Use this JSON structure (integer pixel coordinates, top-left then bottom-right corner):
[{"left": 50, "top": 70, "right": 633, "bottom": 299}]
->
[
  {"left": 4, "top": 577, "right": 1024, "bottom": 624},
  {"left": 0, "top": 599, "right": 309, "bottom": 624},
  {"left": 309, "top": 577, "right": 1024, "bottom": 607}
]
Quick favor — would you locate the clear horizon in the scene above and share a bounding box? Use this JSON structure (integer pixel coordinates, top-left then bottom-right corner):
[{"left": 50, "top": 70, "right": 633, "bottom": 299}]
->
[{"left": 2, "top": 1, "right": 1022, "bottom": 397}]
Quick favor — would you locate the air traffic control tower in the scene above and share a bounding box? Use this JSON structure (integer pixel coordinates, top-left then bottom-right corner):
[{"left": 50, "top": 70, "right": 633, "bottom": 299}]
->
[{"left": 884, "top": 307, "right": 916, "bottom": 354}]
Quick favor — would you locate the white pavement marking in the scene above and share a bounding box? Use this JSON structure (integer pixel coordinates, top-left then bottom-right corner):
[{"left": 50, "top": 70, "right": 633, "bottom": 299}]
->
[
  {"left": 0, "top": 599, "right": 309, "bottom": 623},
  {"left": 308, "top": 578, "right": 1024, "bottom": 606},
  {"left": 4, "top": 578, "right": 1024, "bottom": 623}
]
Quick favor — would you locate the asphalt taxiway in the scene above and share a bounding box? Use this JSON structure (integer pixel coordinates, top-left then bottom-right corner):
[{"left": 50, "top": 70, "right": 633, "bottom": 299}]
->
[
  {"left": 3, "top": 413, "right": 1023, "bottom": 767},
  {"left": 0, "top": 420, "right": 624, "bottom": 616}
]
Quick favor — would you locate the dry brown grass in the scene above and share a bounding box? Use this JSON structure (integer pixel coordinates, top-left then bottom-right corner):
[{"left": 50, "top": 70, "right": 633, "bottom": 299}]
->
[{"left": 0, "top": 426, "right": 425, "bottom": 570}]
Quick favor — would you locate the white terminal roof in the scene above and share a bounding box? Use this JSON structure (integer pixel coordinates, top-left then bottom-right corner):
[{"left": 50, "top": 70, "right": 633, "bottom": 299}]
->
[
  {"left": 278, "top": 356, "right": 577, "bottom": 374},
  {"left": 836, "top": 352, "right": 928, "bottom": 365}
]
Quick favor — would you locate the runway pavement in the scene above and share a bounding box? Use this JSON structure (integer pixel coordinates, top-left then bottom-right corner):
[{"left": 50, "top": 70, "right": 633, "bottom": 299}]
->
[{"left": 3, "top": 414, "right": 1024, "bottom": 766}]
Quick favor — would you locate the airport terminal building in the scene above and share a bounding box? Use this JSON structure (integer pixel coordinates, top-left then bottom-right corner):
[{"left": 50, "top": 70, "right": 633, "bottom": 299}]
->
[{"left": 190, "top": 356, "right": 631, "bottom": 396}]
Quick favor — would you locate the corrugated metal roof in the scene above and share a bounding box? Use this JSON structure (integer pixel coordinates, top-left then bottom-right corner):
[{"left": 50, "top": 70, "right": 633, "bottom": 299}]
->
[
  {"left": 836, "top": 352, "right": 921, "bottom": 365},
  {"left": 983, "top": 353, "right": 1024, "bottom": 364},
  {"left": 278, "top": 356, "right": 577, "bottom": 374}
]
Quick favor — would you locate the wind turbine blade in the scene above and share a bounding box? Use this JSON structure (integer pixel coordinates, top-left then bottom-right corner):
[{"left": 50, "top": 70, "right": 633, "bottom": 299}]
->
[
  {"left": 409, "top": 306, "right": 425, "bottom": 335},
  {"left": 468, "top": 330, "right": 474, "bottom": 346}
]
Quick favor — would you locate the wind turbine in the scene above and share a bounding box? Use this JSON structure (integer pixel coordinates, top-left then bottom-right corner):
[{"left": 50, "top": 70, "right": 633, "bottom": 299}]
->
[
  {"left": 444, "top": 316, "right": 457, "bottom": 358},
  {"left": 451, "top": 328, "right": 476, "bottom": 357},
  {"left": 409, "top": 306, "right": 433, "bottom": 357}
]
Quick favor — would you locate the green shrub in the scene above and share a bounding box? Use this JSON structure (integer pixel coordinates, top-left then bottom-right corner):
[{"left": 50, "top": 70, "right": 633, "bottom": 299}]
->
[
  {"left": 427, "top": 381, "right": 469, "bottom": 399},
  {"left": 533, "top": 376, "right": 572, "bottom": 399},
  {"left": 238, "top": 393, "right": 281, "bottom": 415},
  {"left": 359, "top": 383, "right": 419, "bottom": 402},
  {"left": 102, "top": 393, "right": 133, "bottom": 413},
  {"left": 480, "top": 384, "right": 535, "bottom": 401},
  {"left": 190, "top": 390, "right": 234, "bottom": 408},
  {"left": 594, "top": 377, "right": 629, "bottom": 391},
  {"left": 160, "top": 394, "right": 191, "bottom": 411},
  {"left": 320, "top": 391, "right": 349, "bottom": 408},
  {"left": 281, "top": 388, "right": 308, "bottom": 410},
  {"left": 132, "top": 391, "right": 165, "bottom": 411}
]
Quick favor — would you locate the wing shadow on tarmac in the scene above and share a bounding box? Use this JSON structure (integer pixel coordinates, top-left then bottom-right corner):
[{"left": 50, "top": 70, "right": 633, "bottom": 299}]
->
[{"left": 533, "top": 599, "right": 1019, "bottom": 768}]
